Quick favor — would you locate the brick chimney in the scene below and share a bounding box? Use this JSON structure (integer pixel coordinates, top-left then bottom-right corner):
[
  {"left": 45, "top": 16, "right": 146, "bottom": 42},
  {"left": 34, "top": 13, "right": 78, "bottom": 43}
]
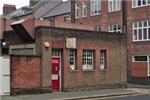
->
[
  {"left": 30, "top": 0, "right": 40, "bottom": 6},
  {"left": 3, "top": 4, "right": 16, "bottom": 15}
]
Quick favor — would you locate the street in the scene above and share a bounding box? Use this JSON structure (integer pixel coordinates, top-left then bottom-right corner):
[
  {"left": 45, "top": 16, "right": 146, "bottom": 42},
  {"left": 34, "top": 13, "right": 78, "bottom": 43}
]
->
[{"left": 81, "top": 94, "right": 150, "bottom": 100}]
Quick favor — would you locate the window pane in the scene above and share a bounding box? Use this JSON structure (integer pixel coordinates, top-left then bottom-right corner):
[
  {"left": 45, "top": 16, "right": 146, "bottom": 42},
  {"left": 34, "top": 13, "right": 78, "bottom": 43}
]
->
[
  {"left": 143, "top": 0, "right": 146, "bottom": 5},
  {"left": 134, "top": 22, "right": 138, "bottom": 28},
  {"left": 138, "top": 29, "right": 142, "bottom": 40},
  {"left": 144, "top": 21, "right": 147, "bottom": 27},
  {"left": 138, "top": 0, "right": 141, "bottom": 6},
  {"left": 148, "top": 0, "right": 150, "bottom": 4},
  {"left": 148, "top": 28, "right": 150, "bottom": 39},
  {"left": 143, "top": 28, "right": 147, "bottom": 39},
  {"left": 139, "top": 22, "right": 142, "bottom": 27},
  {"left": 134, "top": 30, "right": 138, "bottom": 40},
  {"left": 134, "top": 56, "right": 147, "bottom": 61}
]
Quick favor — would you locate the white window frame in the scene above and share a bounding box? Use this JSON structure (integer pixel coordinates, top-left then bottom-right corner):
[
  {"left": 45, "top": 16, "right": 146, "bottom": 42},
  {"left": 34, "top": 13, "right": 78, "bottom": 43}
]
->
[
  {"left": 133, "top": 20, "right": 150, "bottom": 42},
  {"left": 132, "top": 56, "right": 148, "bottom": 62},
  {"left": 100, "top": 50, "right": 107, "bottom": 70},
  {"left": 75, "top": 3, "right": 80, "bottom": 19},
  {"left": 82, "top": 50, "right": 94, "bottom": 70},
  {"left": 132, "top": 0, "right": 150, "bottom": 8},
  {"left": 108, "top": 24, "right": 122, "bottom": 33},
  {"left": 108, "top": 0, "right": 121, "bottom": 12},
  {"left": 90, "top": 0, "right": 101, "bottom": 16},
  {"left": 69, "top": 49, "right": 76, "bottom": 70},
  {"left": 82, "top": 0, "right": 87, "bottom": 17}
]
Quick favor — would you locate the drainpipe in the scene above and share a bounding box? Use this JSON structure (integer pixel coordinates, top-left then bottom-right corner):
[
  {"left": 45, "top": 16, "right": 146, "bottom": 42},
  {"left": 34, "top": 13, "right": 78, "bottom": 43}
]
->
[
  {"left": 71, "top": 0, "right": 75, "bottom": 23},
  {"left": 122, "top": 0, "right": 128, "bottom": 85}
]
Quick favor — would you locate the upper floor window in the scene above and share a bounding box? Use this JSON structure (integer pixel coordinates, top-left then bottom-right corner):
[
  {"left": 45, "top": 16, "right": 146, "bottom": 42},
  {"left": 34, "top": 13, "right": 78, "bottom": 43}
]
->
[
  {"left": 133, "top": 20, "right": 150, "bottom": 41},
  {"left": 82, "top": 50, "right": 95, "bottom": 70},
  {"left": 108, "top": 24, "right": 122, "bottom": 33},
  {"left": 82, "top": 0, "right": 87, "bottom": 17},
  {"left": 132, "top": 0, "right": 150, "bottom": 8},
  {"left": 108, "top": 0, "right": 121, "bottom": 12},
  {"left": 75, "top": 3, "right": 80, "bottom": 18},
  {"left": 90, "top": 0, "right": 101, "bottom": 15}
]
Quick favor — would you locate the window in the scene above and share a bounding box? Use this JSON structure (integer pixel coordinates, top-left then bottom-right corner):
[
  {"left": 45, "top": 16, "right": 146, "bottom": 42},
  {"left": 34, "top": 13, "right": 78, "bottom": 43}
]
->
[
  {"left": 100, "top": 50, "right": 107, "bottom": 70},
  {"left": 82, "top": 50, "right": 94, "bottom": 70},
  {"left": 133, "top": 20, "right": 150, "bottom": 41},
  {"left": 108, "top": 24, "right": 122, "bottom": 33},
  {"left": 75, "top": 3, "right": 80, "bottom": 18},
  {"left": 70, "top": 49, "right": 76, "bottom": 70},
  {"left": 82, "top": 0, "right": 87, "bottom": 17},
  {"left": 52, "top": 49, "right": 61, "bottom": 57},
  {"left": 132, "top": 0, "right": 150, "bottom": 8},
  {"left": 64, "top": 15, "right": 71, "bottom": 22},
  {"left": 133, "top": 56, "right": 147, "bottom": 62},
  {"left": 90, "top": 0, "right": 101, "bottom": 15},
  {"left": 108, "top": 0, "right": 121, "bottom": 12}
]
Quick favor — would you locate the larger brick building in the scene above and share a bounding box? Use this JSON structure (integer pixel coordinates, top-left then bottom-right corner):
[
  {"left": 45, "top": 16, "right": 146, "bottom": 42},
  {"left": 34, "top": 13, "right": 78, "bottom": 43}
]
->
[{"left": 74, "top": 0, "right": 150, "bottom": 84}]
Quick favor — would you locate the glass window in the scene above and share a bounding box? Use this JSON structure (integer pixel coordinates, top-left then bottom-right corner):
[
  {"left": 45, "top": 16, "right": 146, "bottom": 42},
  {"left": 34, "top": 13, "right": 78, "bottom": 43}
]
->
[
  {"left": 82, "top": 0, "right": 87, "bottom": 17},
  {"left": 90, "top": 0, "right": 101, "bottom": 15},
  {"left": 133, "top": 20, "right": 150, "bottom": 41},
  {"left": 82, "top": 50, "right": 94, "bottom": 70},
  {"left": 75, "top": 3, "right": 80, "bottom": 18},
  {"left": 132, "top": 0, "right": 150, "bottom": 8},
  {"left": 108, "top": 24, "right": 122, "bottom": 33},
  {"left": 108, "top": 0, "right": 121, "bottom": 12},
  {"left": 133, "top": 56, "right": 147, "bottom": 61},
  {"left": 70, "top": 49, "right": 76, "bottom": 70},
  {"left": 100, "top": 50, "right": 107, "bottom": 70}
]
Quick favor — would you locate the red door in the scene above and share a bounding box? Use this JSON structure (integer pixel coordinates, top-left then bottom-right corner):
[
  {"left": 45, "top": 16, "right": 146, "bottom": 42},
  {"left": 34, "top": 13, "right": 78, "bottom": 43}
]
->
[{"left": 52, "top": 58, "right": 60, "bottom": 92}]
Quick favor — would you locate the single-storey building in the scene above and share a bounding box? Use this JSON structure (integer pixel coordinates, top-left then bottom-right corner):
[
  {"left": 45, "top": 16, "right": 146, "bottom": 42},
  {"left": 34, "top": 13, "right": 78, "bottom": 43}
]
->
[{"left": 10, "top": 26, "right": 127, "bottom": 94}]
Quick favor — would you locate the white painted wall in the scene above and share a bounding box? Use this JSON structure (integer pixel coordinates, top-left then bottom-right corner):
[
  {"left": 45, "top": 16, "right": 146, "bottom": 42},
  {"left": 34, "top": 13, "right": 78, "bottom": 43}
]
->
[{"left": 0, "top": 56, "right": 10, "bottom": 95}]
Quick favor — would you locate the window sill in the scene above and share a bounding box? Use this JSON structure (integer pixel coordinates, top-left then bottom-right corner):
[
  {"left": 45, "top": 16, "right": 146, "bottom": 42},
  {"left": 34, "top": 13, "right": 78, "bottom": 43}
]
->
[
  {"left": 133, "top": 40, "right": 150, "bottom": 42},
  {"left": 132, "top": 5, "right": 150, "bottom": 9},
  {"left": 90, "top": 13, "right": 101, "bottom": 16},
  {"left": 69, "top": 70, "right": 79, "bottom": 72},
  {"left": 82, "top": 69, "right": 96, "bottom": 72},
  {"left": 108, "top": 10, "right": 121, "bottom": 13},
  {"left": 100, "top": 69, "right": 108, "bottom": 72}
]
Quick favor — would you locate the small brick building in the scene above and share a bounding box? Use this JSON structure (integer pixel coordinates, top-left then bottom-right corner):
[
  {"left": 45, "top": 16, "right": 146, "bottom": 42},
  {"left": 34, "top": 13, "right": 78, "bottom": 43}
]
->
[{"left": 10, "top": 26, "right": 127, "bottom": 94}]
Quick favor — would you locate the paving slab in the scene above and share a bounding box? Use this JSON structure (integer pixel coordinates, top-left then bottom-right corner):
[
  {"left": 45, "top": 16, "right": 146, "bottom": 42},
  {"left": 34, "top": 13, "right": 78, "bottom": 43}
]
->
[{"left": 1, "top": 88, "right": 137, "bottom": 100}]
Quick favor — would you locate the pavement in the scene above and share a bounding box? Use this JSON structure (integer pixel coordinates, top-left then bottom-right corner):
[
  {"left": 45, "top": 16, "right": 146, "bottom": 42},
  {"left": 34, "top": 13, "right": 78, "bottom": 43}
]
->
[
  {"left": 1, "top": 88, "right": 137, "bottom": 100},
  {"left": 1, "top": 84, "right": 150, "bottom": 100}
]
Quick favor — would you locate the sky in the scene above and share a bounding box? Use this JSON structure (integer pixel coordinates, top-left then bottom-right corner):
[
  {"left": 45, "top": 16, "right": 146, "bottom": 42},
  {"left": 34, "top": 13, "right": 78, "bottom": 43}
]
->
[
  {"left": 0, "top": 0, "right": 30, "bottom": 15},
  {"left": 0, "top": 0, "right": 68, "bottom": 15}
]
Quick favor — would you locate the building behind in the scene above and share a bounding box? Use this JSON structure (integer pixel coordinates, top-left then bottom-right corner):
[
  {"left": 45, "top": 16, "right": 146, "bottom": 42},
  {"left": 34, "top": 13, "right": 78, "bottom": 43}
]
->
[{"left": 73, "top": 0, "right": 150, "bottom": 84}]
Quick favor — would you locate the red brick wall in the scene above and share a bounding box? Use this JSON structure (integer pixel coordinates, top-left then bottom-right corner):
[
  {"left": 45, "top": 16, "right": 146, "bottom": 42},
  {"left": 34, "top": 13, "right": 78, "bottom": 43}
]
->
[
  {"left": 74, "top": 0, "right": 122, "bottom": 31},
  {"left": 36, "top": 27, "right": 127, "bottom": 91},
  {"left": 11, "top": 56, "right": 41, "bottom": 92},
  {"left": 131, "top": 62, "right": 148, "bottom": 77},
  {"left": 126, "top": 0, "right": 150, "bottom": 81}
]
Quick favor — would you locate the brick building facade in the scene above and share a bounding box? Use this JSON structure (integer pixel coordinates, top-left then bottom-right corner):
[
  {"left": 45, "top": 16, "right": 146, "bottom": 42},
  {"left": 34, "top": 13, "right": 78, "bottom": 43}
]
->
[
  {"left": 10, "top": 26, "right": 126, "bottom": 94},
  {"left": 74, "top": 0, "right": 150, "bottom": 84},
  {"left": 34, "top": 27, "right": 126, "bottom": 92}
]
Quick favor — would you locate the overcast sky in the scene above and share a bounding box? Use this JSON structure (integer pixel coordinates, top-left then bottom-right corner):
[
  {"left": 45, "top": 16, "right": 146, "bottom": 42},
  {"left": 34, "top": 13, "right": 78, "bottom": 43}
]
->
[{"left": 0, "top": 0, "right": 30, "bottom": 15}]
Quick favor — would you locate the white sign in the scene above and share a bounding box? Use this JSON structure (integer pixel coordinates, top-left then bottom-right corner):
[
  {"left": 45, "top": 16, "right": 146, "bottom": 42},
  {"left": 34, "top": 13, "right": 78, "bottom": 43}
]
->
[
  {"left": 66, "top": 38, "right": 76, "bottom": 49},
  {"left": 52, "top": 74, "right": 58, "bottom": 80}
]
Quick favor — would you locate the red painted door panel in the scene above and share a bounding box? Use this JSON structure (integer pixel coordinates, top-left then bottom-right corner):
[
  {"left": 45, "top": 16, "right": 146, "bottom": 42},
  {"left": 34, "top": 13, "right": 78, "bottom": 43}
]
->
[{"left": 52, "top": 58, "right": 60, "bottom": 92}]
